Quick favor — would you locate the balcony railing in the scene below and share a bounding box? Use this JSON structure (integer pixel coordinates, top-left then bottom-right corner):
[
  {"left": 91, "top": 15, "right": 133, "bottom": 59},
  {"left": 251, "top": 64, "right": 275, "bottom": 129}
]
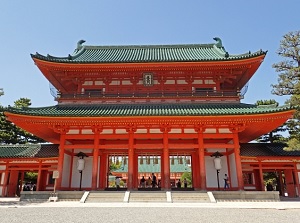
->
[{"left": 57, "top": 90, "right": 240, "bottom": 100}]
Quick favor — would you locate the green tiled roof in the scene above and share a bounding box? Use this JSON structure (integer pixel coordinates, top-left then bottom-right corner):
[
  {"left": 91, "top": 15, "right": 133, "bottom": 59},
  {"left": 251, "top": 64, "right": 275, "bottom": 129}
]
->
[
  {"left": 240, "top": 143, "right": 300, "bottom": 157},
  {"left": 0, "top": 144, "right": 58, "bottom": 158},
  {"left": 5, "top": 103, "right": 293, "bottom": 117},
  {"left": 114, "top": 158, "right": 191, "bottom": 173},
  {"left": 31, "top": 39, "right": 266, "bottom": 64}
]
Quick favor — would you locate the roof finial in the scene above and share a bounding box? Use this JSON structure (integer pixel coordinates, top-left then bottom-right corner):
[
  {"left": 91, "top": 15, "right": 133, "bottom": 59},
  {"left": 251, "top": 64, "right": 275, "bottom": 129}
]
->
[
  {"left": 77, "top": 40, "right": 86, "bottom": 50},
  {"left": 213, "top": 37, "right": 223, "bottom": 48}
]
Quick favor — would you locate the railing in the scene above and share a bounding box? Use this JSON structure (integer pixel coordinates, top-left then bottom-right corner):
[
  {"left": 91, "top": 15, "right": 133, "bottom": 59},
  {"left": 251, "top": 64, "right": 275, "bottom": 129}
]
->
[{"left": 57, "top": 90, "right": 240, "bottom": 100}]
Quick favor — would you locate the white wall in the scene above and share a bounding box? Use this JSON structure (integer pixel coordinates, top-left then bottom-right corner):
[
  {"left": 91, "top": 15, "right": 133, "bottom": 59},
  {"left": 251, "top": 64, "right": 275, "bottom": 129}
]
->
[
  {"left": 205, "top": 156, "right": 229, "bottom": 188},
  {"left": 71, "top": 156, "right": 93, "bottom": 189},
  {"left": 62, "top": 154, "right": 71, "bottom": 187},
  {"left": 229, "top": 153, "right": 237, "bottom": 187}
]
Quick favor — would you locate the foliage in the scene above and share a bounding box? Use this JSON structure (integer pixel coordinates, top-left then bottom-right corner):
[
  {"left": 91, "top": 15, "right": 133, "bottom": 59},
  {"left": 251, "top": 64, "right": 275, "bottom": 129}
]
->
[
  {"left": 255, "top": 100, "right": 287, "bottom": 143},
  {"left": 180, "top": 171, "right": 192, "bottom": 186},
  {"left": 0, "top": 98, "right": 45, "bottom": 144},
  {"left": 271, "top": 30, "right": 300, "bottom": 150},
  {"left": 24, "top": 172, "right": 38, "bottom": 183}
]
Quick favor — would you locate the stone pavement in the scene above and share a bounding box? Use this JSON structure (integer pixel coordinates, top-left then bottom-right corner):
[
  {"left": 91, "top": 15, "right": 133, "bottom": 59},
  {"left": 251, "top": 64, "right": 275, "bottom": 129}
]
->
[{"left": 1, "top": 197, "right": 300, "bottom": 209}]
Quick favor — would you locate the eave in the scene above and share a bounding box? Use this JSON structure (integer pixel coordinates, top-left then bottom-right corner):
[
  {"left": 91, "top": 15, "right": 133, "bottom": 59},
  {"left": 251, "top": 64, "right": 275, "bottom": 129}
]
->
[{"left": 5, "top": 109, "right": 294, "bottom": 144}]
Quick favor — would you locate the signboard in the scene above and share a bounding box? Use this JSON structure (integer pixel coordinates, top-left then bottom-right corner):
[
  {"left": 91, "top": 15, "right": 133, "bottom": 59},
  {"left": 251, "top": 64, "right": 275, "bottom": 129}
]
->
[
  {"left": 53, "top": 170, "right": 59, "bottom": 179},
  {"left": 143, "top": 73, "right": 154, "bottom": 86}
]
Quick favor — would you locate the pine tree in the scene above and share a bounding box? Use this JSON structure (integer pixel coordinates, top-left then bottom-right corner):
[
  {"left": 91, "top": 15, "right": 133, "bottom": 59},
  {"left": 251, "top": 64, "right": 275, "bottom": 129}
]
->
[
  {"left": 271, "top": 30, "right": 300, "bottom": 150},
  {"left": 0, "top": 98, "right": 45, "bottom": 144},
  {"left": 255, "top": 100, "right": 287, "bottom": 143}
]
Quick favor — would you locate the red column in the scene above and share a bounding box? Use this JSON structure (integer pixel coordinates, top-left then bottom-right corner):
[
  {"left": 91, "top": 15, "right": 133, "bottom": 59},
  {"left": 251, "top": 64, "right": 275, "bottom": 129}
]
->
[
  {"left": 195, "top": 126, "right": 206, "bottom": 190},
  {"left": 99, "top": 152, "right": 107, "bottom": 189},
  {"left": 92, "top": 127, "right": 101, "bottom": 190},
  {"left": 36, "top": 161, "right": 42, "bottom": 191},
  {"left": 161, "top": 125, "right": 171, "bottom": 190},
  {"left": 258, "top": 162, "right": 264, "bottom": 191},
  {"left": 192, "top": 153, "right": 199, "bottom": 188},
  {"left": 293, "top": 165, "right": 300, "bottom": 197},
  {"left": 133, "top": 153, "right": 139, "bottom": 188},
  {"left": 2, "top": 162, "right": 9, "bottom": 196},
  {"left": 160, "top": 153, "right": 165, "bottom": 188},
  {"left": 56, "top": 132, "right": 66, "bottom": 190},
  {"left": 127, "top": 126, "right": 136, "bottom": 190},
  {"left": 233, "top": 131, "right": 244, "bottom": 190}
]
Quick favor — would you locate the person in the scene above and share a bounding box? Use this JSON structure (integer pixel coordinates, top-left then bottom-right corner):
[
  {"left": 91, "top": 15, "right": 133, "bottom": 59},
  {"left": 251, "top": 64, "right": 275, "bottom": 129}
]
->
[
  {"left": 184, "top": 178, "right": 188, "bottom": 188},
  {"left": 224, "top": 174, "right": 229, "bottom": 189},
  {"left": 147, "top": 177, "right": 152, "bottom": 188},
  {"left": 140, "top": 176, "right": 146, "bottom": 188},
  {"left": 177, "top": 179, "right": 181, "bottom": 188},
  {"left": 266, "top": 182, "right": 273, "bottom": 191},
  {"left": 151, "top": 173, "right": 157, "bottom": 188},
  {"left": 115, "top": 176, "right": 120, "bottom": 190}
]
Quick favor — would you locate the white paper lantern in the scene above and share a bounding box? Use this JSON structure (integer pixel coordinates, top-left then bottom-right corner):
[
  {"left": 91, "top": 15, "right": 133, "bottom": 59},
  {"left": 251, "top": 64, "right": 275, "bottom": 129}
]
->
[
  {"left": 77, "top": 158, "right": 85, "bottom": 171},
  {"left": 213, "top": 157, "right": 222, "bottom": 170}
]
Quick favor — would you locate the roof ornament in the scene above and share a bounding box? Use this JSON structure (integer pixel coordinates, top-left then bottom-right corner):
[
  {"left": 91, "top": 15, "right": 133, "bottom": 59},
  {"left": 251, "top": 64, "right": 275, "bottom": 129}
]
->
[
  {"left": 213, "top": 37, "right": 223, "bottom": 48},
  {"left": 77, "top": 40, "right": 86, "bottom": 50}
]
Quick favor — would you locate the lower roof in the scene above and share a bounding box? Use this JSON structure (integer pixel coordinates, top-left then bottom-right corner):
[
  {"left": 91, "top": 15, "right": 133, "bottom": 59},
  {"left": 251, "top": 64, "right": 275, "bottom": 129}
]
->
[{"left": 5, "top": 103, "right": 293, "bottom": 117}]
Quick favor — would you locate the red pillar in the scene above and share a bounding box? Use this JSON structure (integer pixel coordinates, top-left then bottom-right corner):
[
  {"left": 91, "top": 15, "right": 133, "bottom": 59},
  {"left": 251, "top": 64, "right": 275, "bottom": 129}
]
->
[
  {"left": 127, "top": 126, "right": 136, "bottom": 190},
  {"left": 92, "top": 128, "right": 101, "bottom": 190},
  {"left": 99, "top": 152, "right": 107, "bottom": 189},
  {"left": 133, "top": 153, "right": 138, "bottom": 188},
  {"left": 293, "top": 165, "right": 300, "bottom": 197},
  {"left": 258, "top": 162, "right": 264, "bottom": 191},
  {"left": 195, "top": 126, "right": 206, "bottom": 190},
  {"left": 233, "top": 131, "right": 244, "bottom": 190},
  {"left": 36, "top": 161, "right": 42, "bottom": 191},
  {"left": 192, "top": 153, "right": 199, "bottom": 188},
  {"left": 2, "top": 162, "right": 9, "bottom": 197},
  {"left": 161, "top": 126, "right": 170, "bottom": 190},
  {"left": 56, "top": 132, "right": 66, "bottom": 190}
]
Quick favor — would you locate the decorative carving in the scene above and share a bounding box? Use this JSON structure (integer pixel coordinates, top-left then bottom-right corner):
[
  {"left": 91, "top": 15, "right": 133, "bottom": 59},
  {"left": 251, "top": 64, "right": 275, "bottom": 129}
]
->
[
  {"left": 126, "top": 124, "right": 137, "bottom": 133},
  {"left": 92, "top": 125, "right": 103, "bottom": 134},
  {"left": 53, "top": 125, "right": 69, "bottom": 134},
  {"left": 160, "top": 124, "right": 171, "bottom": 133},
  {"left": 194, "top": 124, "right": 206, "bottom": 133},
  {"left": 229, "top": 124, "right": 246, "bottom": 133}
]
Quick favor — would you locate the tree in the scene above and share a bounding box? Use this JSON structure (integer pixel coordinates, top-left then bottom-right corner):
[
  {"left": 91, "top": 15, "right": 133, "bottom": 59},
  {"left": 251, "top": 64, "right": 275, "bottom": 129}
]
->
[
  {"left": 0, "top": 98, "right": 45, "bottom": 144},
  {"left": 255, "top": 100, "right": 287, "bottom": 143},
  {"left": 271, "top": 30, "right": 300, "bottom": 150}
]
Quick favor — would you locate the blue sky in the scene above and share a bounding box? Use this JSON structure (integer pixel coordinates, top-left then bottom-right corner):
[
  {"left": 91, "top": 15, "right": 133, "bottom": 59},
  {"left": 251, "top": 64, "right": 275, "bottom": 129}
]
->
[{"left": 0, "top": 1, "right": 299, "bottom": 107}]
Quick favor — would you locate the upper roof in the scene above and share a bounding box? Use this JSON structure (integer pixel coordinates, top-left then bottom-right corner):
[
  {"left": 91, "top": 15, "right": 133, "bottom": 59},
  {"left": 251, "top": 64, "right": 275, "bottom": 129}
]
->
[
  {"left": 5, "top": 103, "right": 292, "bottom": 117},
  {"left": 31, "top": 38, "right": 266, "bottom": 64}
]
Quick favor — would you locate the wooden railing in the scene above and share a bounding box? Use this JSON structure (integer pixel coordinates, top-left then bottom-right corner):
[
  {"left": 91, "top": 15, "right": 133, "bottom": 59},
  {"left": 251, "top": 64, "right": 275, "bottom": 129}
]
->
[{"left": 57, "top": 90, "right": 240, "bottom": 100}]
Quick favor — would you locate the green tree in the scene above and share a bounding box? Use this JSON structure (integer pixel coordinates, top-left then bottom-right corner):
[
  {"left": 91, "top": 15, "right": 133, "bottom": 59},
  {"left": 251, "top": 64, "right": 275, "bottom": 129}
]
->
[
  {"left": 271, "top": 30, "right": 300, "bottom": 150},
  {"left": 180, "top": 172, "right": 192, "bottom": 187},
  {"left": 0, "top": 98, "right": 45, "bottom": 144},
  {"left": 255, "top": 100, "right": 287, "bottom": 143}
]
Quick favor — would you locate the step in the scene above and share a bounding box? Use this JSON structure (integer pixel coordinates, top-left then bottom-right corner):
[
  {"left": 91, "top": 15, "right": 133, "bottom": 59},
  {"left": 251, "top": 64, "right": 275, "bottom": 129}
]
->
[
  {"left": 85, "top": 192, "right": 125, "bottom": 203},
  {"left": 129, "top": 191, "right": 167, "bottom": 203},
  {"left": 171, "top": 192, "right": 211, "bottom": 203}
]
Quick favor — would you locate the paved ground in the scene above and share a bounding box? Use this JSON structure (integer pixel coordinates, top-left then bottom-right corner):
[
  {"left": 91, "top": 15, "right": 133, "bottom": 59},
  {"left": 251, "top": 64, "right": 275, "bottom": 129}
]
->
[
  {"left": 0, "top": 203, "right": 300, "bottom": 223},
  {"left": 1, "top": 197, "right": 300, "bottom": 209}
]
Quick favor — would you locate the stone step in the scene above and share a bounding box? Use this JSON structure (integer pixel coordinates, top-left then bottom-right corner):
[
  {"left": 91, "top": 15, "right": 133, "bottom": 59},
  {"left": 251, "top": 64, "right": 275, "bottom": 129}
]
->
[
  {"left": 171, "top": 192, "right": 211, "bottom": 203},
  {"left": 129, "top": 192, "right": 167, "bottom": 203},
  {"left": 85, "top": 192, "right": 125, "bottom": 203},
  {"left": 217, "top": 199, "right": 280, "bottom": 202}
]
